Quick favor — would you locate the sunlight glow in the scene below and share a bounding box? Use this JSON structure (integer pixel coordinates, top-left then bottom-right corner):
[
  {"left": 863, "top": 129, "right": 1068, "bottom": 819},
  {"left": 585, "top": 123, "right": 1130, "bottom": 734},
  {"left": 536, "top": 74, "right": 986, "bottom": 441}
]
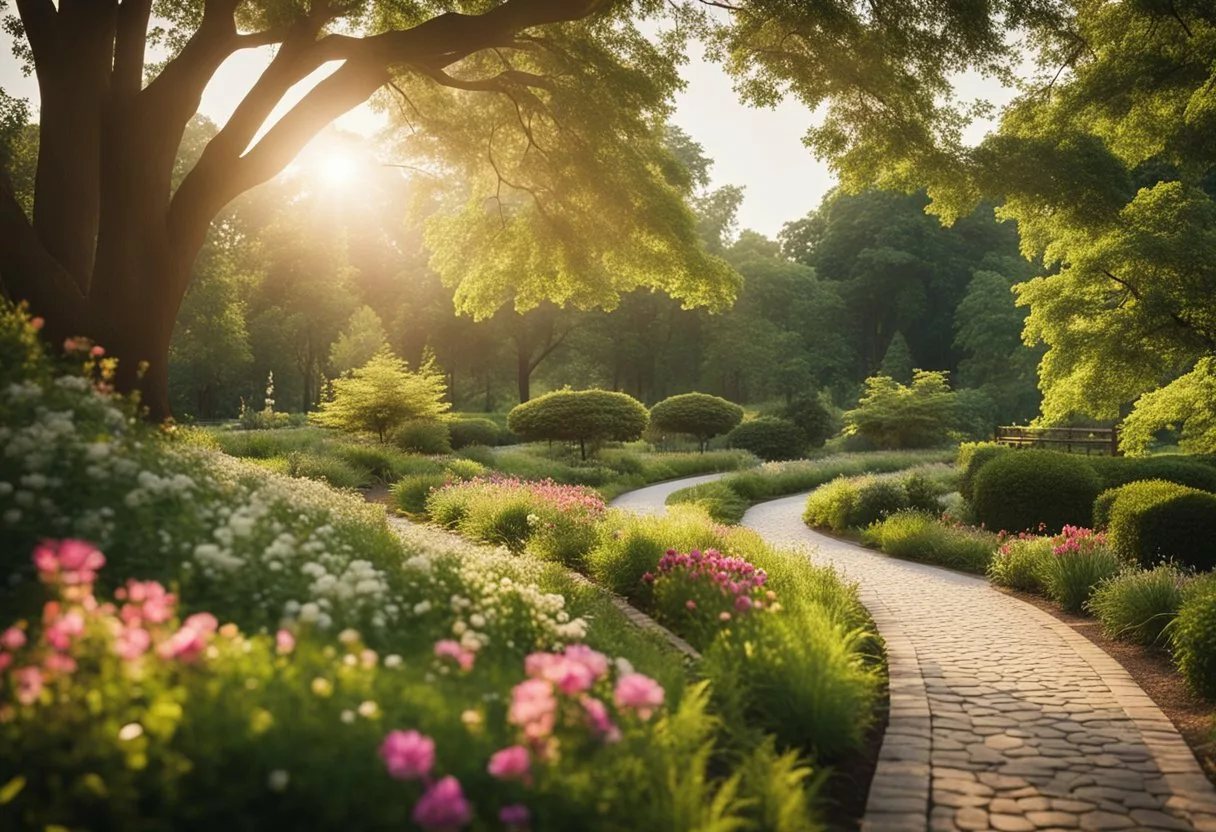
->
[{"left": 318, "top": 153, "right": 358, "bottom": 186}]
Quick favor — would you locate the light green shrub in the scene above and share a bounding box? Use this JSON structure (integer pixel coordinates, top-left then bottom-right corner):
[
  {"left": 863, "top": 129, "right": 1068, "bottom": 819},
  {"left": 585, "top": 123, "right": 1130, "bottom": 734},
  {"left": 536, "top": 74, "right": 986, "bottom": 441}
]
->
[
  {"left": 508, "top": 389, "right": 649, "bottom": 459},
  {"left": 1106, "top": 479, "right": 1216, "bottom": 571},
  {"left": 1087, "top": 565, "right": 1191, "bottom": 645},
  {"left": 860, "top": 512, "right": 996, "bottom": 573},
  {"left": 803, "top": 477, "right": 860, "bottom": 533},
  {"left": 449, "top": 417, "right": 500, "bottom": 449},
  {"left": 987, "top": 537, "right": 1054, "bottom": 593},
  {"left": 649, "top": 393, "right": 744, "bottom": 452},
  {"left": 391, "top": 473, "right": 451, "bottom": 514},
  {"left": 1170, "top": 584, "right": 1216, "bottom": 697},
  {"left": 393, "top": 419, "right": 453, "bottom": 455}
]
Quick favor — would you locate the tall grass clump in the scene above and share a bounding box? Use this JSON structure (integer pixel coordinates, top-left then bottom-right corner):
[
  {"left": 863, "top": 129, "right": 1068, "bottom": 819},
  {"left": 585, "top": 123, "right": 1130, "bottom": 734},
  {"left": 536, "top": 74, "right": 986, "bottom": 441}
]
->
[
  {"left": 1087, "top": 565, "right": 1191, "bottom": 646},
  {"left": 1170, "top": 583, "right": 1216, "bottom": 698},
  {"left": 860, "top": 512, "right": 996, "bottom": 574},
  {"left": 987, "top": 536, "right": 1054, "bottom": 593},
  {"left": 1038, "top": 526, "right": 1121, "bottom": 613}
]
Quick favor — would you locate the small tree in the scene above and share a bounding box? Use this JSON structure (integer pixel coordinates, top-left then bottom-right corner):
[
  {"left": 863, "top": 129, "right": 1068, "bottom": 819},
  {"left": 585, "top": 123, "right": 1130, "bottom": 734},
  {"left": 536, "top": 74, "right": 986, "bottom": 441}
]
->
[
  {"left": 878, "top": 331, "right": 915, "bottom": 384},
  {"left": 649, "top": 392, "right": 744, "bottom": 452},
  {"left": 312, "top": 348, "right": 449, "bottom": 443},
  {"left": 843, "top": 370, "right": 959, "bottom": 449},
  {"left": 508, "top": 389, "right": 648, "bottom": 460},
  {"left": 780, "top": 393, "right": 837, "bottom": 449},
  {"left": 329, "top": 306, "right": 388, "bottom": 377}
]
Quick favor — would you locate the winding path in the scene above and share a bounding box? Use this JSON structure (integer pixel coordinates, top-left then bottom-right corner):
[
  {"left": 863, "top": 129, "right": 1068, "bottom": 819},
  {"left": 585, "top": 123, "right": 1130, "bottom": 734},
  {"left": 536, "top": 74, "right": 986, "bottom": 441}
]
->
[{"left": 611, "top": 482, "right": 1216, "bottom": 832}]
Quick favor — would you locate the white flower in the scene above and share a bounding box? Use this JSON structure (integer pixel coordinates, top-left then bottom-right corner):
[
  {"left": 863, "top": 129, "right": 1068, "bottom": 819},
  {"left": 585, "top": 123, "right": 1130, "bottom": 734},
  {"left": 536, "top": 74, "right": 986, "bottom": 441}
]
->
[
  {"left": 384, "top": 654, "right": 403, "bottom": 668},
  {"left": 340, "top": 710, "right": 356, "bottom": 724},
  {"left": 357, "top": 700, "right": 378, "bottom": 718},
  {"left": 267, "top": 770, "right": 290, "bottom": 792},
  {"left": 412, "top": 601, "right": 432, "bottom": 615},
  {"left": 118, "top": 723, "right": 144, "bottom": 741},
  {"left": 299, "top": 603, "right": 320, "bottom": 623},
  {"left": 0, "top": 482, "right": 11, "bottom": 497}
]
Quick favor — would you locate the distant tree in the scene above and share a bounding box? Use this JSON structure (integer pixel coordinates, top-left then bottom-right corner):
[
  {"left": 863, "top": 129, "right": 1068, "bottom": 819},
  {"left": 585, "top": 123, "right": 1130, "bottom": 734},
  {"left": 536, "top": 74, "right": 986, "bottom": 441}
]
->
[
  {"left": 843, "top": 370, "right": 959, "bottom": 449},
  {"left": 507, "top": 389, "right": 648, "bottom": 460},
  {"left": 953, "top": 271, "right": 1041, "bottom": 425},
  {"left": 312, "top": 348, "right": 449, "bottom": 442},
  {"left": 329, "top": 306, "right": 388, "bottom": 377},
  {"left": 649, "top": 392, "right": 744, "bottom": 452},
  {"left": 780, "top": 393, "right": 836, "bottom": 449},
  {"left": 878, "top": 331, "right": 914, "bottom": 385}
]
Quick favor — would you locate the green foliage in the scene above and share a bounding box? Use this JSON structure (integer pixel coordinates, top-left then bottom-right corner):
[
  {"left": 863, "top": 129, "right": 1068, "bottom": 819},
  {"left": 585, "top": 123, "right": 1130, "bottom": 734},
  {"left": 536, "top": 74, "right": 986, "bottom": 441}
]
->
[
  {"left": 1106, "top": 480, "right": 1216, "bottom": 572},
  {"left": 390, "top": 473, "right": 451, "bottom": 515},
  {"left": 393, "top": 420, "right": 453, "bottom": 456},
  {"left": 284, "top": 452, "right": 371, "bottom": 490},
  {"left": 649, "top": 393, "right": 744, "bottom": 451},
  {"left": 1121, "top": 360, "right": 1216, "bottom": 456},
  {"left": 1170, "top": 584, "right": 1216, "bottom": 698},
  {"left": 1088, "top": 455, "right": 1216, "bottom": 494},
  {"left": 1038, "top": 529, "right": 1121, "bottom": 614},
  {"left": 987, "top": 537, "right": 1054, "bottom": 594},
  {"left": 803, "top": 478, "right": 861, "bottom": 534},
  {"left": 842, "top": 371, "right": 959, "bottom": 449},
  {"left": 726, "top": 418, "right": 806, "bottom": 462},
  {"left": 0, "top": 301, "right": 51, "bottom": 390},
  {"left": 666, "top": 481, "right": 752, "bottom": 526},
  {"left": 852, "top": 480, "right": 909, "bottom": 529},
  {"left": 508, "top": 390, "right": 648, "bottom": 459},
  {"left": 956, "top": 442, "right": 1012, "bottom": 503},
  {"left": 859, "top": 512, "right": 997, "bottom": 574},
  {"left": 1087, "top": 565, "right": 1191, "bottom": 646},
  {"left": 779, "top": 394, "right": 836, "bottom": 450},
  {"left": 971, "top": 450, "right": 1103, "bottom": 533},
  {"left": 312, "top": 349, "right": 449, "bottom": 442},
  {"left": 328, "top": 306, "right": 388, "bottom": 377},
  {"left": 803, "top": 467, "right": 954, "bottom": 532},
  {"left": 877, "top": 331, "right": 914, "bottom": 384},
  {"left": 448, "top": 418, "right": 500, "bottom": 449},
  {"left": 1092, "top": 487, "right": 1121, "bottom": 532}
]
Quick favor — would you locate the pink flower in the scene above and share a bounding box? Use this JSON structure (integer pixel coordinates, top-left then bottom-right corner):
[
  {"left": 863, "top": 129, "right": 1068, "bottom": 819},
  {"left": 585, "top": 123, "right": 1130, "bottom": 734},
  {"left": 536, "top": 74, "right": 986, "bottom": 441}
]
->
[
  {"left": 90, "top": 345, "right": 105, "bottom": 358},
  {"left": 380, "top": 730, "right": 435, "bottom": 781},
  {"left": 33, "top": 539, "right": 106, "bottom": 586},
  {"left": 29, "top": 316, "right": 44, "bottom": 331},
  {"left": 1, "top": 627, "right": 26, "bottom": 651},
  {"left": 685, "top": 600, "right": 697, "bottom": 610},
  {"left": 120, "top": 581, "right": 176, "bottom": 625},
  {"left": 157, "top": 614, "right": 217, "bottom": 662},
  {"left": 525, "top": 652, "right": 595, "bottom": 695},
  {"left": 412, "top": 776, "right": 472, "bottom": 830},
  {"left": 581, "top": 696, "right": 621, "bottom": 742},
  {"left": 613, "top": 673, "right": 665, "bottom": 721},
  {"left": 0, "top": 653, "right": 11, "bottom": 672},
  {"left": 43, "top": 653, "right": 76, "bottom": 675},
  {"left": 499, "top": 804, "right": 531, "bottom": 827},
  {"left": 45, "top": 611, "right": 85, "bottom": 651},
  {"left": 275, "top": 629, "right": 295, "bottom": 656},
  {"left": 115, "top": 626, "right": 151, "bottom": 661},
  {"left": 509, "top": 679, "right": 557, "bottom": 739},
  {"left": 563, "top": 644, "right": 609, "bottom": 679},
  {"left": 14, "top": 666, "right": 43, "bottom": 705},
  {"left": 183, "top": 613, "right": 218, "bottom": 635},
  {"left": 487, "top": 745, "right": 531, "bottom": 781},
  {"left": 734, "top": 595, "right": 752, "bottom": 612},
  {"left": 434, "top": 640, "right": 475, "bottom": 671}
]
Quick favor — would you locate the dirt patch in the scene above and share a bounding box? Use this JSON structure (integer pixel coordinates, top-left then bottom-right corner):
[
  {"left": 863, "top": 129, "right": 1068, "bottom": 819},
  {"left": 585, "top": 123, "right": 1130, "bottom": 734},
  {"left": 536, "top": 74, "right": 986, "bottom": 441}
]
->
[{"left": 996, "top": 586, "right": 1216, "bottom": 787}]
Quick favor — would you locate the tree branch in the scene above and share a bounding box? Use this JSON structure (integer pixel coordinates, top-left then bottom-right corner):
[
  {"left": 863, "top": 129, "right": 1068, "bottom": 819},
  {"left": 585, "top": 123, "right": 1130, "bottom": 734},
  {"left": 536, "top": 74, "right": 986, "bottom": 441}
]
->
[
  {"left": 113, "top": 0, "right": 152, "bottom": 97},
  {"left": 0, "top": 180, "right": 87, "bottom": 328},
  {"left": 14, "top": 0, "right": 57, "bottom": 64}
]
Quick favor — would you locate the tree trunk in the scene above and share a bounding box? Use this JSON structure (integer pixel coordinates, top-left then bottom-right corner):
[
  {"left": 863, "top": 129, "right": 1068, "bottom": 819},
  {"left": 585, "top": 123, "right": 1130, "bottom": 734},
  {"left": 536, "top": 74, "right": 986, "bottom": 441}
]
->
[{"left": 518, "top": 349, "right": 531, "bottom": 403}]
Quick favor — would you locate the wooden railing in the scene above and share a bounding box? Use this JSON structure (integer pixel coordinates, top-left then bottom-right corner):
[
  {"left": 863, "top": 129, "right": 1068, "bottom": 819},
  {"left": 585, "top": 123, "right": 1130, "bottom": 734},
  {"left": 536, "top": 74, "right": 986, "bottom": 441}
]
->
[{"left": 994, "top": 426, "right": 1121, "bottom": 456}]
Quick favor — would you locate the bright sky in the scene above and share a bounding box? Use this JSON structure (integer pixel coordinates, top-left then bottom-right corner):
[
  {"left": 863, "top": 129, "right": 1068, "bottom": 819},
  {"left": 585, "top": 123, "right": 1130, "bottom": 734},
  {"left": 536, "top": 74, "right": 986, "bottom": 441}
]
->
[{"left": 0, "top": 30, "right": 1017, "bottom": 239}]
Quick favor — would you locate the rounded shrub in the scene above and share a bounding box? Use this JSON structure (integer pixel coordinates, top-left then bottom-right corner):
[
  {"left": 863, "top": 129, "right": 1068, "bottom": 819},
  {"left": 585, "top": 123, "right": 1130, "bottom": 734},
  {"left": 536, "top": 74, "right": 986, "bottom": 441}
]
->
[
  {"left": 1092, "top": 487, "right": 1122, "bottom": 530},
  {"left": 1106, "top": 480, "right": 1216, "bottom": 571},
  {"left": 392, "top": 419, "right": 452, "bottom": 455},
  {"left": 956, "top": 442, "right": 1013, "bottom": 503},
  {"left": 448, "top": 417, "right": 500, "bottom": 449},
  {"left": 507, "top": 389, "right": 648, "bottom": 459},
  {"left": 780, "top": 394, "right": 836, "bottom": 449},
  {"left": 649, "top": 392, "right": 744, "bottom": 452},
  {"left": 971, "top": 450, "right": 1103, "bottom": 533},
  {"left": 1171, "top": 586, "right": 1216, "bottom": 698},
  {"left": 726, "top": 418, "right": 807, "bottom": 462},
  {"left": 852, "top": 479, "right": 908, "bottom": 528},
  {"left": 391, "top": 473, "right": 450, "bottom": 515},
  {"left": 1089, "top": 456, "right": 1216, "bottom": 493}
]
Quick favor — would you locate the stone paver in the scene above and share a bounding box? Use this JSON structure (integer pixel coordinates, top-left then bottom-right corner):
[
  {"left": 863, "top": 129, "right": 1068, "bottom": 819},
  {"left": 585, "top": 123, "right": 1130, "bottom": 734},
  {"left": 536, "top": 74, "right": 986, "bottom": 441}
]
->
[
  {"left": 728, "top": 491, "right": 1216, "bottom": 832},
  {"left": 607, "top": 472, "right": 727, "bottom": 516}
]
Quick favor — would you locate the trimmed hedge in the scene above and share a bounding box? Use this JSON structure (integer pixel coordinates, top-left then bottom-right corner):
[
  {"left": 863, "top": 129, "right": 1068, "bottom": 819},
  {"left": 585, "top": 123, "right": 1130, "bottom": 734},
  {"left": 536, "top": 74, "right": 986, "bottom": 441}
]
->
[
  {"left": 1089, "top": 456, "right": 1216, "bottom": 493},
  {"left": 726, "top": 417, "right": 806, "bottom": 462},
  {"left": 449, "top": 417, "right": 500, "bottom": 449},
  {"left": 507, "top": 389, "right": 648, "bottom": 459},
  {"left": 1106, "top": 480, "right": 1216, "bottom": 571},
  {"left": 971, "top": 450, "right": 1103, "bottom": 533},
  {"left": 957, "top": 442, "right": 1012, "bottom": 502},
  {"left": 649, "top": 393, "right": 743, "bottom": 451},
  {"left": 1092, "top": 487, "right": 1122, "bottom": 530}
]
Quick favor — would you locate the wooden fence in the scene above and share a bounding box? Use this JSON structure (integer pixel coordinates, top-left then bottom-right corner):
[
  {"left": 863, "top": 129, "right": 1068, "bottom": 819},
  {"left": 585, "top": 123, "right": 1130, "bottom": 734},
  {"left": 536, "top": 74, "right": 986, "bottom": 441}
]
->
[{"left": 994, "top": 426, "right": 1121, "bottom": 456}]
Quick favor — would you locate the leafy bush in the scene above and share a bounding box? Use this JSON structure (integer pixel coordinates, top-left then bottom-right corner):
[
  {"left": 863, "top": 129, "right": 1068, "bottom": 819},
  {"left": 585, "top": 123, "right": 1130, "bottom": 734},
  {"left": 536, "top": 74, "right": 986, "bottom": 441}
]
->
[
  {"left": 449, "top": 418, "right": 500, "bottom": 449},
  {"left": 1092, "top": 487, "right": 1121, "bottom": 531},
  {"left": 587, "top": 509, "right": 723, "bottom": 604},
  {"left": 859, "top": 512, "right": 996, "bottom": 573},
  {"left": 852, "top": 479, "right": 908, "bottom": 528},
  {"left": 646, "top": 548, "right": 773, "bottom": 650},
  {"left": 393, "top": 420, "right": 453, "bottom": 455},
  {"left": 1106, "top": 479, "right": 1216, "bottom": 571},
  {"left": 801, "top": 467, "right": 953, "bottom": 532},
  {"left": 392, "top": 473, "right": 452, "bottom": 515},
  {"left": 1039, "top": 527, "right": 1121, "bottom": 613},
  {"left": 1089, "top": 455, "right": 1216, "bottom": 493},
  {"left": 649, "top": 393, "right": 744, "bottom": 452},
  {"left": 971, "top": 450, "right": 1103, "bottom": 533},
  {"left": 956, "top": 442, "right": 1012, "bottom": 502},
  {"left": 802, "top": 477, "right": 860, "bottom": 533},
  {"left": 508, "top": 390, "right": 648, "bottom": 460},
  {"left": 987, "top": 536, "right": 1054, "bottom": 593},
  {"left": 780, "top": 393, "right": 837, "bottom": 449},
  {"left": 842, "top": 371, "right": 960, "bottom": 449},
  {"left": 1171, "top": 584, "right": 1216, "bottom": 697},
  {"left": 721, "top": 450, "right": 955, "bottom": 504},
  {"left": 726, "top": 418, "right": 807, "bottom": 462},
  {"left": 902, "top": 471, "right": 945, "bottom": 512},
  {"left": 286, "top": 451, "right": 372, "bottom": 490},
  {"left": 665, "top": 481, "right": 751, "bottom": 525},
  {"left": 312, "top": 348, "right": 449, "bottom": 442},
  {"left": 1087, "top": 565, "right": 1190, "bottom": 645}
]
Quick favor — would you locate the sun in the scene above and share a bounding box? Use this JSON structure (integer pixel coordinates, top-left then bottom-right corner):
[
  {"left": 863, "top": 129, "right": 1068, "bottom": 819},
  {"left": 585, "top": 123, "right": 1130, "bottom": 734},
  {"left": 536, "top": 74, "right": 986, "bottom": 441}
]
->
[{"left": 318, "top": 153, "right": 358, "bottom": 186}]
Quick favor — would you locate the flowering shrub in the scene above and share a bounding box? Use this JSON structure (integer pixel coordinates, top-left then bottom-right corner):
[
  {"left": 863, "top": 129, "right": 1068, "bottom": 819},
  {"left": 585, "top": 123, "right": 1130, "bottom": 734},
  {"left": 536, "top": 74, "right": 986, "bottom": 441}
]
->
[
  {"left": 987, "top": 535, "right": 1054, "bottom": 593},
  {"left": 645, "top": 548, "right": 775, "bottom": 649},
  {"left": 1040, "top": 526, "right": 1122, "bottom": 613},
  {"left": 1, "top": 538, "right": 816, "bottom": 830}
]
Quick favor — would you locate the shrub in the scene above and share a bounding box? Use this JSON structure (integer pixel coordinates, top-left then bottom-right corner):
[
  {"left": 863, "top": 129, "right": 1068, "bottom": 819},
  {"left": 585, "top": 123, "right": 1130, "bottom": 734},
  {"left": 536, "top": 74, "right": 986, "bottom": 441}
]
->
[
  {"left": 1171, "top": 584, "right": 1216, "bottom": 697},
  {"left": 902, "top": 471, "right": 944, "bottom": 513},
  {"left": 803, "top": 477, "right": 860, "bottom": 533},
  {"left": 456, "top": 444, "right": 497, "bottom": 467},
  {"left": 443, "top": 458, "right": 487, "bottom": 480},
  {"left": 859, "top": 512, "right": 996, "bottom": 573},
  {"left": 956, "top": 442, "right": 1012, "bottom": 503},
  {"left": 842, "top": 370, "right": 959, "bottom": 449},
  {"left": 393, "top": 420, "right": 453, "bottom": 455},
  {"left": 1106, "top": 479, "right": 1216, "bottom": 572},
  {"left": 312, "top": 348, "right": 449, "bottom": 442},
  {"left": 508, "top": 390, "right": 649, "bottom": 460},
  {"left": 1089, "top": 455, "right": 1216, "bottom": 493},
  {"left": 649, "top": 393, "right": 744, "bottom": 452},
  {"left": 726, "top": 418, "right": 807, "bottom": 462},
  {"left": 852, "top": 479, "right": 908, "bottom": 528},
  {"left": 587, "top": 509, "right": 723, "bottom": 603},
  {"left": 987, "top": 536, "right": 1054, "bottom": 593},
  {"left": 1087, "top": 565, "right": 1190, "bottom": 646},
  {"left": 1092, "top": 487, "right": 1122, "bottom": 531},
  {"left": 286, "top": 451, "right": 372, "bottom": 490},
  {"left": 392, "top": 473, "right": 452, "bottom": 514},
  {"left": 449, "top": 418, "right": 500, "bottom": 449},
  {"left": 665, "top": 481, "right": 751, "bottom": 525},
  {"left": 971, "top": 450, "right": 1103, "bottom": 533},
  {"left": 646, "top": 548, "right": 772, "bottom": 650},
  {"left": 780, "top": 393, "right": 836, "bottom": 449},
  {"left": 1039, "top": 526, "right": 1121, "bottom": 613}
]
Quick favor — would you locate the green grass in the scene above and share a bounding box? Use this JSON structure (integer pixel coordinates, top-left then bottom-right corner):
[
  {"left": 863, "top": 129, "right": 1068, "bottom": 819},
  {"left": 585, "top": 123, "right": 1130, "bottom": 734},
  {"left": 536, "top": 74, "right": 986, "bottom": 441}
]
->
[
  {"left": 859, "top": 511, "right": 998, "bottom": 574},
  {"left": 1086, "top": 565, "right": 1193, "bottom": 646}
]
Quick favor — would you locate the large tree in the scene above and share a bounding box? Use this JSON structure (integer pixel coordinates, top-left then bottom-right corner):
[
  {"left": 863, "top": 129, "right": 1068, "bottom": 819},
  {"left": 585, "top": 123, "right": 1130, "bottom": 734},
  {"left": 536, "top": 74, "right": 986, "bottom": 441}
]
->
[{"left": 0, "top": 0, "right": 737, "bottom": 418}]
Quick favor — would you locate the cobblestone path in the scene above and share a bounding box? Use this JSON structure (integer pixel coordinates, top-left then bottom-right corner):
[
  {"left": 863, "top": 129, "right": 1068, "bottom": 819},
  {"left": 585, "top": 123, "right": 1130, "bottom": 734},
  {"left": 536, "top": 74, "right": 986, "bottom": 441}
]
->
[
  {"left": 607, "top": 472, "right": 725, "bottom": 516},
  {"left": 741, "top": 493, "right": 1216, "bottom": 832}
]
